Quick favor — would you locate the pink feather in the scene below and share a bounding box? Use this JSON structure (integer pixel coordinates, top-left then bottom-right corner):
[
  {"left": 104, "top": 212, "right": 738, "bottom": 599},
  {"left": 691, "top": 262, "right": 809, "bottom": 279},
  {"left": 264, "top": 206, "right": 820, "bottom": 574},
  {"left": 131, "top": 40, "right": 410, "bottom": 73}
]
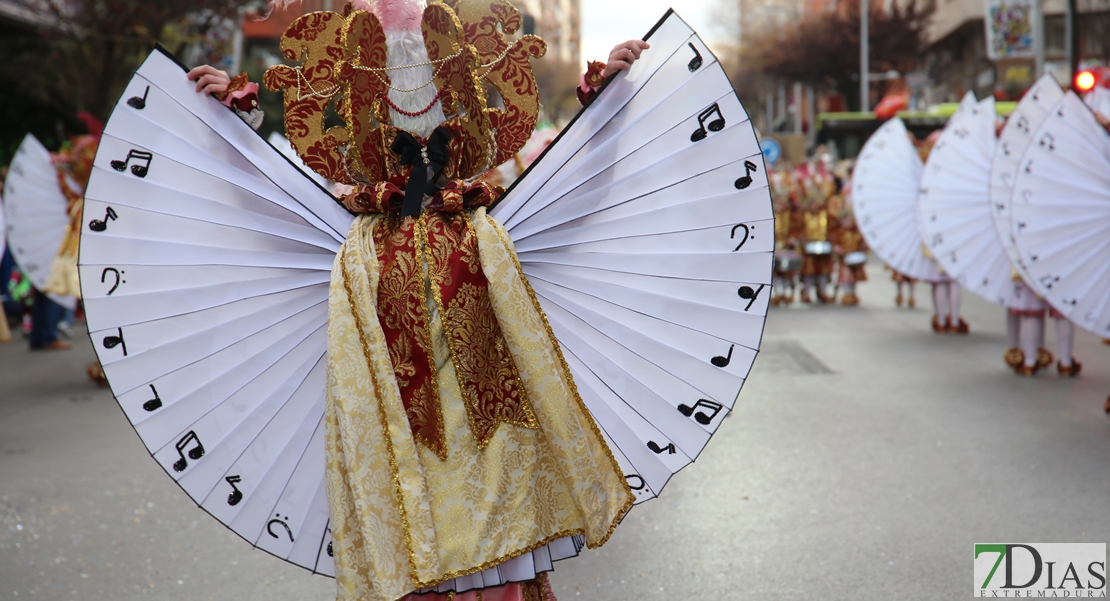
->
[{"left": 265, "top": 0, "right": 424, "bottom": 31}]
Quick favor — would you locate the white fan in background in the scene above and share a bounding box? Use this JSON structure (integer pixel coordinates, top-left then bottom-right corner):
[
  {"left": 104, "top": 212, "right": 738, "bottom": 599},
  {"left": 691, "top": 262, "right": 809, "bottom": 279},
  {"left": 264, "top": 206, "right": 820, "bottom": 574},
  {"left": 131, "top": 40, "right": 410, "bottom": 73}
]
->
[
  {"left": 267, "top": 131, "right": 330, "bottom": 189},
  {"left": 1085, "top": 86, "right": 1110, "bottom": 119},
  {"left": 851, "top": 117, "right": 942, "bottom": 282},
  {"left": 990, "top": 74, "right": 1065, "bottom": 298},
  {"left": 1010, "top": 90, "right": 1110, "bottom": 336},
  {"left": 917, "top": 94, "right": 1021, "bottom": 304},
  {"left": 80, "top": 9, "right": 770, "bottom": 582},
  {"left": 3, "top": 134, "right": 77, "bottom": 311}
]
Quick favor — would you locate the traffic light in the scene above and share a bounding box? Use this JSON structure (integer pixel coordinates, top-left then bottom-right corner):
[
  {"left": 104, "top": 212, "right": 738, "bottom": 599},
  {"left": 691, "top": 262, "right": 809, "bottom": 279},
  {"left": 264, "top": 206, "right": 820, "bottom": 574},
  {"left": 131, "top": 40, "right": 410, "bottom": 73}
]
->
[{"left": 1076, "top": 70, "right": 1097, "bottom": 93}]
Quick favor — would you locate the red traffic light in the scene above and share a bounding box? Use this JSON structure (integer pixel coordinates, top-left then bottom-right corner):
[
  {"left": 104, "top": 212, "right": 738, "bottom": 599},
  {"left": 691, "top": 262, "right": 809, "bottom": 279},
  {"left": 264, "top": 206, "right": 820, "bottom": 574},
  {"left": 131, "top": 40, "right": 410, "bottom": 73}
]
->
[{"left": 1076, "top": 70, "right": 1097, "bottom": 92}]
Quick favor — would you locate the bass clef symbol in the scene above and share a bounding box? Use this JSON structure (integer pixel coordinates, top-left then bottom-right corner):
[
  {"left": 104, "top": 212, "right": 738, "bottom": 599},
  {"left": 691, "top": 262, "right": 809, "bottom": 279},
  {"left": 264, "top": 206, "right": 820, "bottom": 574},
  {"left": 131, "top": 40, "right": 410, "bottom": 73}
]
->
[{"left": 267, "top": 514, "right": 295, "bottom": 542}]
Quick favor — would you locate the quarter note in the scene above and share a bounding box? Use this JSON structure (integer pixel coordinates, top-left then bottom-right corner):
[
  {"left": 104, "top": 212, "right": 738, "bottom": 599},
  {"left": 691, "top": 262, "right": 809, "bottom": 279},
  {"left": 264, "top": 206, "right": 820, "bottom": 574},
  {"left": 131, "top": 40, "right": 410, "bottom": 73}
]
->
[
  {"left": 691, "top": 104, "right": 725, "bottom": 142},
  {"left": 678, "top": 399, "right": 724, "bottom": 425},
  {"left": 172, "top": 431, "right": 205, "bottom": 472},
  {"left": 647, "top": 441, "right": 676, "bottom": 455},
  {"left": 103, "top": 328, "right": 128, "bottom": 357},
  {"left": 734, "top": 160, "right": 758, "bottom": 190},
  {"left": 738, "top": 284, "right": 766, "bottom": 311},
  {"left": 110, "top": 150, "right": 152, "bottom": 178},
  {"left": 226, "top": 475, "right": 243, "bottom": 506},
  {"left": 268, "top": 514, "right": 295, "bottom": 542},
  {"left": 142, "top": 385, "right": 162, "bottom": 412},
  {"left": 89, "top": 207, "right": 118, "bottom": 232},
  {"left": 711, "top": 344, "right": 734, "bottom": 368},
  {"left": 127, "top": 86, "right": 150, "bottom": 110},
  {"left": 731, "top": 223, "right": 751, "bottom": 251},
  {"left": 327, "top": 541, "right": 334, "bottom": 557},
  {"left": 687, "top": 43, "right": 703, "bottom": 72}
]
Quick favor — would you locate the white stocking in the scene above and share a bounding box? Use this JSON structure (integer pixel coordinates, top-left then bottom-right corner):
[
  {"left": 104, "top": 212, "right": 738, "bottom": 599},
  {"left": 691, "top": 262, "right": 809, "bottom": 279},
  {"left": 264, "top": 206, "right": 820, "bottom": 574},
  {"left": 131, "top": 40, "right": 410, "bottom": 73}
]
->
[
  {"left": 932, "top": 283, "right": 949, "bottom": 321},
  {"left": 948, "top": 284, "right": 962, "bottom": 322},
  {"left": 1056, "top": 318, "right": 1075, "bottom": 367},
  {"left": 1006, "top": 311, "right": 1020, "bottom": 348},
  {"left": 1020, "top": 316, "right": 1042, "bottom": 367}
]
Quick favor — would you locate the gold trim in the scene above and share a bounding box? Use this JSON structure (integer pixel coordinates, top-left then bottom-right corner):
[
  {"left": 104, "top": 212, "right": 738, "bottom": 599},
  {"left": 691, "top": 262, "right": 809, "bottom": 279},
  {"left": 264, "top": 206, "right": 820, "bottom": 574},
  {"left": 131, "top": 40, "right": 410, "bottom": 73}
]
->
[
  {"left": 339, "top": 240, "right": 422, "bottom": 588},
  {"left": 487, "top": 215, "right": 635, "bottom": 549},
  {"left": 412, "top": 213, "right": 451, "bottom": 461}
]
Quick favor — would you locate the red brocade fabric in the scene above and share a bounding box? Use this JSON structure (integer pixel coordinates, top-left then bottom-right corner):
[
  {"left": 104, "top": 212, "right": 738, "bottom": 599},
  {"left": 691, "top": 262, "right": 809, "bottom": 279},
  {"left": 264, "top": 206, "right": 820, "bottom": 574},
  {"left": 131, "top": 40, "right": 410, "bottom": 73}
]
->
[{"left": 356, "top": 180, "right": 537, "bottom": 459}]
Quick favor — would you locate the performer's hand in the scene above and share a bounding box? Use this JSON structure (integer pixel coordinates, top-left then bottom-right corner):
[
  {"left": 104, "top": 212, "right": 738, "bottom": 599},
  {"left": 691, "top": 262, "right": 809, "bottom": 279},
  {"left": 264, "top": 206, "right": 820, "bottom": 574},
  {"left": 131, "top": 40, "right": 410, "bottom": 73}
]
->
[
  {"left": 603, "top": 40, "right": 650, "bottom": 78},
  {"left": 188, "top": 65, "right": 231, "bottom": 96},
  {"left": 1095, "top": 110, "right": 1110, "bottom": 133}
]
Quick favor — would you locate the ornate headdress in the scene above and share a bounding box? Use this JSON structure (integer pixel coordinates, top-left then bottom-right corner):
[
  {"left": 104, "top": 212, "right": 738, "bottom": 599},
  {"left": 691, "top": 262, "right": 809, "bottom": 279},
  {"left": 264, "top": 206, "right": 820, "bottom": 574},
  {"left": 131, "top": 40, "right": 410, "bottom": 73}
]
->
[{"left": 264, "top": 0, "right": 547, "bottom": 190}]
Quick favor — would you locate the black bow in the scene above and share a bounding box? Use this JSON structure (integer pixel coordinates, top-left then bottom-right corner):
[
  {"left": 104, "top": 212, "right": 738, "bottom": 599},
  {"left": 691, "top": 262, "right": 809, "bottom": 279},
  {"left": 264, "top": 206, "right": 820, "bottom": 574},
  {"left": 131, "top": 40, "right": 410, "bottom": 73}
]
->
[{"left": 391, "top": 127, "right": 452, "bottom": 218}]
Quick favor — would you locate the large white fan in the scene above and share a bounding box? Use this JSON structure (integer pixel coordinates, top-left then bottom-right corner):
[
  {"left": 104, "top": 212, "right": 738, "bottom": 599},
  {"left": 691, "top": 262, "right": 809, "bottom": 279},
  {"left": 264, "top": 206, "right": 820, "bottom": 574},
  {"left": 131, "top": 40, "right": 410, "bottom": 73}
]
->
[
  {"left": 851, "top": 117, "right": 943, "bottom": 282},
  {"left": 1010, "top": 91, "right": 1110, "bottom": 336},
  {"left": 1085, "top": 86, "right": 1110, "bottom": 118},
  {"left": 917, "top": 94, "right": 1022, "bottom": 304},
  {"left": 3, "top": 134, "right": 78, "bottom": 311},
  {"left": 81, "top": 9, "right": 770, "bottom": 584},
  {"left": 989, "top": 74, "right": 1065, "bottom": 300}
]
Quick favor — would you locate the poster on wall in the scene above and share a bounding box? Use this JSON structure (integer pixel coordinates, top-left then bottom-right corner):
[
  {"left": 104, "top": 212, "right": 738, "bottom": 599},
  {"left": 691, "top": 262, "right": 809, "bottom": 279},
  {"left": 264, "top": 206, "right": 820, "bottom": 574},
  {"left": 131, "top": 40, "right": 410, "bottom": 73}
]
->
[{"left": 985, "top": 0, "right": 1036, "bottom": 60}]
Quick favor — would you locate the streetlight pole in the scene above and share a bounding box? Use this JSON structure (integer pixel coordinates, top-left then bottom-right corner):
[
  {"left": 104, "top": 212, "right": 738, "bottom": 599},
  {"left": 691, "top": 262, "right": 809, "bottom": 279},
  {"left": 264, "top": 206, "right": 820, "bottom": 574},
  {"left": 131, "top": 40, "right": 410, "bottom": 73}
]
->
[
  {"left": 1066, "top": 0, "right": 1079, "bottom": 89},
  {"left": 860, "top": 0, "right": 869, "bottom": 112}
]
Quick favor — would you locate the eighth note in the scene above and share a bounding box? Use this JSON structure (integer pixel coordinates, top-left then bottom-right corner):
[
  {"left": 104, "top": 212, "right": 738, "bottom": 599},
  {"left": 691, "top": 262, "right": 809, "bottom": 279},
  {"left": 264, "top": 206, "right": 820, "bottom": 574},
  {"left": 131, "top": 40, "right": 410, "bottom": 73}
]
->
[
  {"left": 1039, "top": 133, "right": 1055, "bottom": 151},
  {"left": 89, "top": 207, "right": 118, "bottom": 232},
  {"left": 678, "top": 399, "right": 724, "bottom": 425},
  {"left": 110, "top": 150, "right": 152, "bottom": 178},
  {"left": 738, "top": 284, "right": 766, "bottom": 311},
  {"left": 734, "top": 160, "right": 758, "bottom": 190},
  {"left": 142, "top": 385, "right": 162, "bottom": 412},
  {"left": 127, "top": 86, "right": 150, "bottom": 110},
  {"left": 226, "top": 475, "right": 243, "bottom": 506},
  {"left": 103, "top": 328, "right": 128, "bottom": 356},
  {"left": 687, "top": 43, "right": 703, "bottom": 72},
  {"left": 691, "top": 104, "right": 725, "bottom": 142},
  {"left": 647, "top": 441, "right": 676, "bottom": 455},
  {"left": 711, "top": 344, "right": 734, "bottom": 368},
  {"left": 172, "top": 431, "right": 205, "bottom": 472}
]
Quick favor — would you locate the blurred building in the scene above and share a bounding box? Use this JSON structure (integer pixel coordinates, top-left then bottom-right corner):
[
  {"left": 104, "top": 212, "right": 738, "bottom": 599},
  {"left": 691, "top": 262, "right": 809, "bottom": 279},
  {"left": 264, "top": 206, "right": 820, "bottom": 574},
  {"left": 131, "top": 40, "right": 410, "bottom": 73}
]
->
[
  {"left": 516, "top": 0, "right": 581, "bottom": 65},
  {"left": 922, "top": 0, "right": 1110, "bottom": 102}
]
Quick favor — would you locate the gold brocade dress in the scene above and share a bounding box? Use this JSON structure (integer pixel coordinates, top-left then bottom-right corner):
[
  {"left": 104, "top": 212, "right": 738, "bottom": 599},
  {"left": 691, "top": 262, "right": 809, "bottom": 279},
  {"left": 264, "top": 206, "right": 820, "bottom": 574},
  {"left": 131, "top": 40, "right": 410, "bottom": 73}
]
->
[{"left": 325, "top": 205, "right": 633, "bottom": 601}]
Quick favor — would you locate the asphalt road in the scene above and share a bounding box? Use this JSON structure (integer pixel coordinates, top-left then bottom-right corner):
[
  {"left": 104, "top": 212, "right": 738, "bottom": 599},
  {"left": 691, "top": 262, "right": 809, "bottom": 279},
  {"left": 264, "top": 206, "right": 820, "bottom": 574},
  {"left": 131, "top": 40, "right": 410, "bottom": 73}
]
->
[{"left": 2, "top": 277, "right": 1109, "bottom": 600}]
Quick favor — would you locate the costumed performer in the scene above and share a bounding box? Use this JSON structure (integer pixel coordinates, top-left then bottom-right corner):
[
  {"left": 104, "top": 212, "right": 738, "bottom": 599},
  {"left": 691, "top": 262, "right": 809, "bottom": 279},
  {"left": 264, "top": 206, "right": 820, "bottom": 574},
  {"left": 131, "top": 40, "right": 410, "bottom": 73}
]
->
[{"left": 191, "top": 1, "right": 648, "bottom": 599}]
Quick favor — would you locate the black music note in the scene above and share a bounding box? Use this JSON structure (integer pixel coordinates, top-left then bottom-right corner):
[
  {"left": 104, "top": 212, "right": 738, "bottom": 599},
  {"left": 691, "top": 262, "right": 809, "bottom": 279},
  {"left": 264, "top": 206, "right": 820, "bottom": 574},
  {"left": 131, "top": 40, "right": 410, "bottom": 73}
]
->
[
  {"left": 103, "top": 328, "right": 128, "bottom": 356},
  {"left": 1001, "top": 141, "right": 1011, "bottom": 157},
  {"left": 691, "top": 104, "right": 725, "bottom": 142},
  {"left": 687, "top": 43, "right": 703, "bottom": 72},
  {"left": 625, "top": 474, "right": 646, "bottom": 491},
  {"left": 142, "top": 385, "right": 162, "bottom": 412},
  {"left": 110, "top": 150, "right": 152, "bottom": 178},
  {"left": 734, "top": 160, "right": 758, "bottom": 190},
  {"left": 268, "top": 515, "right": 295, "bottom": 542},
  {"left": 1039, "top": 133, "right": 1055, "bottom": 151},
  {"left": 1016, "top": 116, "right": 1030, "bottom": 133},
  {"left": 1039, "top": 275, "right": 1059, "bottom": 290},
  {"left": 172, "top": 431, "right": 205, "bottom": 472},
  {"left": 678, "top": 399, "right": 724, "bottom": 425},
  {"left": 731, "top": 224, "right": 751, "bottom": 251},
  {"left": 711, "top": 344, "right": 734, "bottom": 368},
  {"left": 738, "top": 284, "right": 766, "bottom": 311},
  {"left": 127, "top": 86, "right": 150, "bottom": 110},
  {"left": 89, "top": 207, "right": 118, "bottom": 232},
  {"left": 647, "top": 441, "right": 676, "bottom": 455},
  {"left": 327, "top": 542, "right": 334, "bottom": 557},
  {"left": 930, "top": 233, "right": 943, "bottom": 247},
  {"left": 100, "top": 268, "right": 125, "bottom": 295},
  {"left": 952, "top": 128, "right": 969, "bottom": 139},
  {"left": 226, "top": 475, "right": 243, "bottom": 506}
]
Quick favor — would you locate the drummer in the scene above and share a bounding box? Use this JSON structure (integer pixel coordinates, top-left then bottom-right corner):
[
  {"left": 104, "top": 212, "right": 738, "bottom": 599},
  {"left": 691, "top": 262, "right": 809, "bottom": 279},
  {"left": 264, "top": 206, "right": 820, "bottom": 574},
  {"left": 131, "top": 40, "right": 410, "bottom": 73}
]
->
[
  {"left": 799, "top": 178, "right": 837, "bottom": 303},
  {"left": 833, "top": 203, "right": 867, "bottom": 306},
  {"left": 771, "top": 173, "right": 801, "bottom": 305}
]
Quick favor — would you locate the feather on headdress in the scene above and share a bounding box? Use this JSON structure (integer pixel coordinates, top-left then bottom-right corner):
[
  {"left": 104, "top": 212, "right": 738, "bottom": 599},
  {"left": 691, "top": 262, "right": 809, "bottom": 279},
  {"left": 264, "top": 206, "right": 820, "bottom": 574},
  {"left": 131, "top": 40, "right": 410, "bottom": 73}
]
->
[{"left": 267, "top": 0, "right": 424, "bottom": 31}]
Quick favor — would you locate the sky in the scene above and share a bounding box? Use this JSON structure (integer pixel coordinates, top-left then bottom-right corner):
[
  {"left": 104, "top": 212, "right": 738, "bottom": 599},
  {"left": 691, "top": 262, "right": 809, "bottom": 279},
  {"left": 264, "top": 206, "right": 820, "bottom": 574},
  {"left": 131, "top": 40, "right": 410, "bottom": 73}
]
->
[{"left": 579, "top": 0, "right": 730, "bottom": 67}]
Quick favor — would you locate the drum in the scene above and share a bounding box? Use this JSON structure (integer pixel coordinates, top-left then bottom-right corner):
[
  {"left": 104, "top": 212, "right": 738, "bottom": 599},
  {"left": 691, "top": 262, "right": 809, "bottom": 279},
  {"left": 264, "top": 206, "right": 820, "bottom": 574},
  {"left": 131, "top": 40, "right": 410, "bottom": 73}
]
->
[
  {"left": 844, "top": 251, "right": 868, "bottom": 266},
  {"left": 775, "top": 252, "right": 803, "bottom": 273},
  {"left": 805, "top": 241, "right": 833, "bottom": 255}
]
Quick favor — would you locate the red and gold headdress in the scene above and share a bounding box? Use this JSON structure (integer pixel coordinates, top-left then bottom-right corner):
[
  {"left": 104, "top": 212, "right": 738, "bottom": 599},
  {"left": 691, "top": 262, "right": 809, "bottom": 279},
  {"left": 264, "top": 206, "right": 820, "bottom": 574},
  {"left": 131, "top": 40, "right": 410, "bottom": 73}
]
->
[{"left": 264, "top": 0, "right": 546, "bottom": 190}]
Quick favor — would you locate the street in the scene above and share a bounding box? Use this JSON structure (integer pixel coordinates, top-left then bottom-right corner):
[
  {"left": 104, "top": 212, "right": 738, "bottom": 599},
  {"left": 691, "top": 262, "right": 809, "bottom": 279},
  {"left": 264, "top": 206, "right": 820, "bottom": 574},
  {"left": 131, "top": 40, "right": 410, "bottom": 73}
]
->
[{"left": 3, "top": 278, "right": 1109, "bottom": 600}]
